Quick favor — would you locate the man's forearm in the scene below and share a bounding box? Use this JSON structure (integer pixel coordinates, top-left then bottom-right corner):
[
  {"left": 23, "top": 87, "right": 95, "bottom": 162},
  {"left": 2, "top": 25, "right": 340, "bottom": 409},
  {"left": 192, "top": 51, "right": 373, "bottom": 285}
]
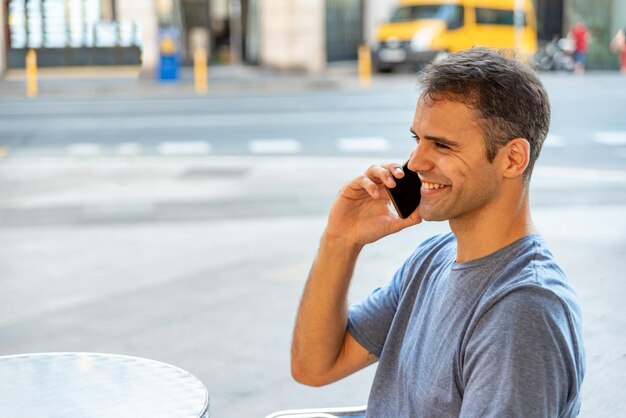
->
[{"left": 291, "top": 232, "right": 363, "bottom": 385}]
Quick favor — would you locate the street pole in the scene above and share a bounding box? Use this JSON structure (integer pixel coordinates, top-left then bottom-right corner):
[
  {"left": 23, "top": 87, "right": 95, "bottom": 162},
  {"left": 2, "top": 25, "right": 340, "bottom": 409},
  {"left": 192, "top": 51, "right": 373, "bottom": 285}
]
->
[
  {"left": 0, "top": 0, "right": 6, "bottom": 78},
  {"left": 514, "top": 0, "right": 524, "bottom": 58},
  {"left": 229, "top": 0, "right": 241, "bottom": 65},
  {"left": 194, "top": 45, "right": 208, "bottom": 95},
  {"left": 358, "top": 43, "right": 372, "bottom": 89},
  {"left": 25, "top": 49, "right": 38, "bottom": 98}
]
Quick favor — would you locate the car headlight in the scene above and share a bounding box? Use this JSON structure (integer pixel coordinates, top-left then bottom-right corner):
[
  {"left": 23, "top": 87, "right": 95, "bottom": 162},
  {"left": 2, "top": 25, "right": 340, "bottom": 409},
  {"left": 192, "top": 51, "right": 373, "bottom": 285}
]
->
[{"left": 410, "top": 28, "right": 435, "bottom": 51}]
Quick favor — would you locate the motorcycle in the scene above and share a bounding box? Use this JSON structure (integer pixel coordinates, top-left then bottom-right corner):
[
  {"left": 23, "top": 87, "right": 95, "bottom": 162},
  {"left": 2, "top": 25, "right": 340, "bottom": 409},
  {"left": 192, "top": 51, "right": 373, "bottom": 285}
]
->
[{"left": 535, "top": 36, "right": 575, "bottom": 72}]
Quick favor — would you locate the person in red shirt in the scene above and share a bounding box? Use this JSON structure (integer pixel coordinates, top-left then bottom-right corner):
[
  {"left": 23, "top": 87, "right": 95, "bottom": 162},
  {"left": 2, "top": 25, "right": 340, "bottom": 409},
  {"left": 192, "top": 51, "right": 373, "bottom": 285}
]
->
[{"left": 569, "top": 21, "right": 589, "bottom": 74}]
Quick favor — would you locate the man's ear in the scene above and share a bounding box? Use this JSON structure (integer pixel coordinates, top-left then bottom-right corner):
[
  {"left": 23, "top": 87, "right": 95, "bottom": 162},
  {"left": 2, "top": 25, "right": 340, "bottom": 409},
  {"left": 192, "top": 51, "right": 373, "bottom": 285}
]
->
[{"left": 499, "top": 138, "right": 530, "bottom": 179}]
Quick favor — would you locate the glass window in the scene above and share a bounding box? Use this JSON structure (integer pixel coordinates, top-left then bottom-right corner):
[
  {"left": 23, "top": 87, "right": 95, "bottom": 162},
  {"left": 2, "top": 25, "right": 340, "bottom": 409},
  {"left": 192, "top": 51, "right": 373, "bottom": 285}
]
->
[
  {"left": 7, "top": 0, "right": 141, "bottom": 49},
  {"left": 475, "top": 8, "right": 526, "bottom": 26},
  {"left": 391, "top": 4, "right": 464, "bottom": 29},
  {"left": 8, "top": 0, "right": 27, "bottom": 48}
]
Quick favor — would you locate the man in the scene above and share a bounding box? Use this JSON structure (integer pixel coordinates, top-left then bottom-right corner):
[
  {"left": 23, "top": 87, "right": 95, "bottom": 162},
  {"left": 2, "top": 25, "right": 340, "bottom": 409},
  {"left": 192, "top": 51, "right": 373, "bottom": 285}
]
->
[
  {"left": 569, "top": 21, "right": 589, "bottom": 74},
  {"left": 610, "top": 26, "right": 626, "bottom": 74},
  {"left": 291, "top": 48, "right": 585, "bottom": 417}
]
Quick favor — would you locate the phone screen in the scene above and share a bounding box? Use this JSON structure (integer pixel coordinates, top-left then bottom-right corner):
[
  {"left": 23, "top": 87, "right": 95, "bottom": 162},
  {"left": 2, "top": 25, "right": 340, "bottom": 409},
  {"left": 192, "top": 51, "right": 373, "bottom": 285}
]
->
[{"left": 385, "top": 162, "right": 421, "bottom": 219}]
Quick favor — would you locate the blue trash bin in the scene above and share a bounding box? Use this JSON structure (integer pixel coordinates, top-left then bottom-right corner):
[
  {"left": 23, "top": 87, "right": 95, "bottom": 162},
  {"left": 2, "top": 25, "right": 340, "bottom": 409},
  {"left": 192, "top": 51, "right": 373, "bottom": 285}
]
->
[{"left": 158, "top": 27, "right": 181, "bottom": 82}]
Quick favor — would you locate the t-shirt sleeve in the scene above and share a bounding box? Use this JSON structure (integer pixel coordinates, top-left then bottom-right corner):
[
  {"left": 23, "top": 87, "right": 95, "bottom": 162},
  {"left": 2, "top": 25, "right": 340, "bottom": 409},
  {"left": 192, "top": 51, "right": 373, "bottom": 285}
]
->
[
  {"left": 459, "top": 286, "right": 583, "bottom": 418},
  {"left": 347, "top": 260, "right": 408, "bottom": 358},
  {"left": 347, "top": 233, "right": 453, "bottom": 358}
]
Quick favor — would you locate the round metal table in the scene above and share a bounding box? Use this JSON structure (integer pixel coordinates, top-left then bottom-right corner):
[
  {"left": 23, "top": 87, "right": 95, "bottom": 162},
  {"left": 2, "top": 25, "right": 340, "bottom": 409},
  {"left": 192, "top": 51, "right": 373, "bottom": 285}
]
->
[{"left": 0, "top": 352, "right": 209, "bottom": 418}]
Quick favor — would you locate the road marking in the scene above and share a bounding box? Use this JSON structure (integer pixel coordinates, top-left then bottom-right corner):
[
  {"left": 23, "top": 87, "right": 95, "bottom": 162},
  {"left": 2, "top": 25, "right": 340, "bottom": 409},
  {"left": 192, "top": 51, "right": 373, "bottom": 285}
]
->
[
  {"left": 82, "top": 203, "right": 156, "bottom": 221},
  {"left": 337, "top": 137, "right": 390, "bottom": 152},
  {"left": 0, "top": 111, "right": 409, "bottom": 131},
  {"left": 248, "top": 139, "right": 301, "bottom": 154},
  {"left": 535, "top": 166, "right": 626, "bottom": 183},
  {"left": 594, "top": 131, "right": 626, "bottom": 146},
  {"left": 116, "top": 142, "right": 142, "bottom": 156},
  {"left": 544, "top": 134, "right": 566, "bottom": 147},
  {"left": 158, "top": 141, "right": 211, "bottom": 155},
  {"left": 67, "top": 143, "right": 102, "bottom": 156}
]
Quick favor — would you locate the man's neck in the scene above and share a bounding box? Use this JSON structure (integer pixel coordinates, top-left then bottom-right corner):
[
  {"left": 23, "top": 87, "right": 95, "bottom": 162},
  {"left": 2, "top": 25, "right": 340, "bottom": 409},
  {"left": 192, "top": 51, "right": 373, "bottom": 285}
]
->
[{"left": 450, "top": 192, "right": 537, "bottom": 263}]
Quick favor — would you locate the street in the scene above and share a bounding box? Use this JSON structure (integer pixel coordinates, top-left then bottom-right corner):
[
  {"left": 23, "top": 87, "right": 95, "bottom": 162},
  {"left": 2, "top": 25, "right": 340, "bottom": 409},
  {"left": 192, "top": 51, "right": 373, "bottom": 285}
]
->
[
  {"left": 0, "top": 72, "right": 625, "bottom": 417},
  {"left": 0, "top": 73, "right": 625, "bottom": 170}
]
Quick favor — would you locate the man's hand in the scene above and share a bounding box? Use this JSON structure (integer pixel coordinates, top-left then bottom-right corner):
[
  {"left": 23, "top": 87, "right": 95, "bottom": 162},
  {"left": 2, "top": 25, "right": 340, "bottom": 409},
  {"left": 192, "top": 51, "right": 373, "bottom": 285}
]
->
[
  {"left": 291, "top": 162, "right": 422, "bottom": 387},
  {"left": 325, "top": 163, "right": 422, "bottom": 246}
]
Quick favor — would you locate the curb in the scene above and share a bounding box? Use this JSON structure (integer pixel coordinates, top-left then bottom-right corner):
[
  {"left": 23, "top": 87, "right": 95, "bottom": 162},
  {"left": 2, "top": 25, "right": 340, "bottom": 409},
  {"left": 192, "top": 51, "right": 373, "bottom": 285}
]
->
[{"left": 0, "top": 64, "right": 358, "bottom": 97}]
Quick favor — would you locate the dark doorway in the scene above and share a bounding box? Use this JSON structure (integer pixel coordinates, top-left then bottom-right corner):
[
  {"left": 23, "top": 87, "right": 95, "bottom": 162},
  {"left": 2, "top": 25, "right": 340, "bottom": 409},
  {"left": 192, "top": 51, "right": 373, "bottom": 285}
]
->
[
  {"left": 535, "top": 0, "right": 564, "bottom": 41},
  {"left": 326, "top": 0, "right": 364, "bottom": 62},
  {"left": 180, "top": 0, "right": 210, "bottom": 65}
]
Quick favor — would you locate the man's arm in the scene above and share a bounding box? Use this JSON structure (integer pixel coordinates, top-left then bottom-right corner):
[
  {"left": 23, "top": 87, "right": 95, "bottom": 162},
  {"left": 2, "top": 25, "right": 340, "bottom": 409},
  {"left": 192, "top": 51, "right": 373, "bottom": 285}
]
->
[
  {"left": 291, "top": 234, "right": 376, "bottom": 386},
  {"left": 291, "top": 164, "right": 421, "bottom": 387}
]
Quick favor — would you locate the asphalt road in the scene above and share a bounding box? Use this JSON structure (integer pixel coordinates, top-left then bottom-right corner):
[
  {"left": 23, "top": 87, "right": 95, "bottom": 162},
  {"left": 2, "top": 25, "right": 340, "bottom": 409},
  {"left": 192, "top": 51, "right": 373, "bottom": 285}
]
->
[
  {"left": 0, "top": 72, "right": 625, "bottom": 417},
  {"left": 0, "top": 72, "right": 625, "bottom": 170}
]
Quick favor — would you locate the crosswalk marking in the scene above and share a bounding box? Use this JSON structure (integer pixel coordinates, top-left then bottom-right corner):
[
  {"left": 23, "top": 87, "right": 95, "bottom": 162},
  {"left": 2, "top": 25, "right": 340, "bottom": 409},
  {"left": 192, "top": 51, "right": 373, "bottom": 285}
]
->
[
  {"left": 116, "top": 142, "right": 143, "bottom": 156},
  {"left": 248, "top": 139, "right": 301, "bottom": 154},
  {"left": 544, "top": 134, "right": 566, "bottom": 147},
  {"left": 158, "top": 141, "right": 211, "bottom": 155},
  {"left": 594, "top": 131, "right": 626, "bottom": 146},
  {"left": 535, "top": 166, "right": 626, "bottom": 183},
  {"left": 51, "top": 131, "right": 626, "bottom": 159},
  {"left": 337, "top": 137, "right": 390, "bottom": 152},
  {"left": 67, "top": 143, "right": 102, "bottom": 156}
]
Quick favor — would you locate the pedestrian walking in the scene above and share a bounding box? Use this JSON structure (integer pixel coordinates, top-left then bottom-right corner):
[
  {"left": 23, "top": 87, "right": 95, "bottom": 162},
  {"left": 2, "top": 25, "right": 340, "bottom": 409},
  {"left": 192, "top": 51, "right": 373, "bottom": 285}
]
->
[
  {"left": 290, "top": 48, "right": 585, "bottom": 417},
  {"left": 610, "top": 27, "right": 626, "bottom": 74},
  {"left": 569, "top": 21, "right": 590, "bottom": 73}
]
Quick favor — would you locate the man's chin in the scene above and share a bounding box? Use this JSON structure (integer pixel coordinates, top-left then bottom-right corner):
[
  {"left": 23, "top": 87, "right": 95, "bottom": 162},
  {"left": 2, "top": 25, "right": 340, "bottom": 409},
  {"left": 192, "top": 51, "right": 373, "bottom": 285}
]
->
[{"left": 418, "top": 208, "right": 449, "bottom": 222}]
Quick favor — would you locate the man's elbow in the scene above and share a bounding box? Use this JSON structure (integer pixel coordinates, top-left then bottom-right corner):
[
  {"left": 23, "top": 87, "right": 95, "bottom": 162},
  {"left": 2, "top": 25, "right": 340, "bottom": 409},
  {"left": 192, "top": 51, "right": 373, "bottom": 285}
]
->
[{"left": 290, "top": 358, "right": 333, "bottom": 387}]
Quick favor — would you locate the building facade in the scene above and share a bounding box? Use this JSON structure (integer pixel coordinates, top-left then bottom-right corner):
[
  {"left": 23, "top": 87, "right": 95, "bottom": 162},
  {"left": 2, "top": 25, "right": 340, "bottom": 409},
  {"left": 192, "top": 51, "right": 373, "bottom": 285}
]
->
[{"left": 1, "top": 0, "right": 624, "bottom": 76}]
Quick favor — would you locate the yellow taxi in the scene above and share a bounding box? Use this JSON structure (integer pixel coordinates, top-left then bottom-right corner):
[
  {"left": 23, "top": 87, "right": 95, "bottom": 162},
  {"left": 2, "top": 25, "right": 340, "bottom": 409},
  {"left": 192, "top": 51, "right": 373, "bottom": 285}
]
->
[{"left": 373, "top": 0, "right": 538, "bottom": 72}]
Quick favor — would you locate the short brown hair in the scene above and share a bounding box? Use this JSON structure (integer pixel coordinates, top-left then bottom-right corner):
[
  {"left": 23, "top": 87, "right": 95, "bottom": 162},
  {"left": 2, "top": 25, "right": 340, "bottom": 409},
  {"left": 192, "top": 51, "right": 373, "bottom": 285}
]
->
[{"left": 417, "top": 48, "right": 550, "bottom": 181}]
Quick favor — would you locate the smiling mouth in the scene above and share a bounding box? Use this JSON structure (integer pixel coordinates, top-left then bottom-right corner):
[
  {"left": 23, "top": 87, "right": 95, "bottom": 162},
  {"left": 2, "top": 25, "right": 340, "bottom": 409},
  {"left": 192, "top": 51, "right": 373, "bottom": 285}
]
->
[{"left": 422, "top": 181, "right": 448, "bottom": 190}]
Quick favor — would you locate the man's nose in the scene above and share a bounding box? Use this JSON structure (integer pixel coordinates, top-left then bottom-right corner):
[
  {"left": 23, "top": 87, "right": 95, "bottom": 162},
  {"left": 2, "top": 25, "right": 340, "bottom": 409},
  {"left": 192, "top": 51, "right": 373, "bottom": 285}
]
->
[{"left": 407, "top": 143, "right": 434, "bottom": 173}]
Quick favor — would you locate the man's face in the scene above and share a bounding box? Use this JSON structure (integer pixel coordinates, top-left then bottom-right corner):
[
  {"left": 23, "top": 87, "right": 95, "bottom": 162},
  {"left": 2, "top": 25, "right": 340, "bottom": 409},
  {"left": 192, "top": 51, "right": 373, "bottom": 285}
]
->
[{"left": 408, "top": 97, "right": 502, "bottom": 223}]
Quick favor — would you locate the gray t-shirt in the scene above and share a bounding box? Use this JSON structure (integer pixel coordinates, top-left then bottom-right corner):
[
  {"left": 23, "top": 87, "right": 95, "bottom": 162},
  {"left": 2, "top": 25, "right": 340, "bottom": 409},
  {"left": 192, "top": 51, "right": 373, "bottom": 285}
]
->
[{"left": 348, "top": 233, "right": 585, "bottom": 417}]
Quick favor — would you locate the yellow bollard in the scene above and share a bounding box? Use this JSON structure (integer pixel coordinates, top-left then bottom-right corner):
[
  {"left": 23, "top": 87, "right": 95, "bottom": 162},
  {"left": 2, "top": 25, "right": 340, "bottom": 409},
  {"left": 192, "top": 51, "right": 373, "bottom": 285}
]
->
[
  {"left": 193, "top": 47, "right": 208, "bottom": 95},
  {"left": 25, "top": 49, "right": 38, "bottom": 98},
  {"left": 358, "top": 43, "right": 372, "bottom": 89}
]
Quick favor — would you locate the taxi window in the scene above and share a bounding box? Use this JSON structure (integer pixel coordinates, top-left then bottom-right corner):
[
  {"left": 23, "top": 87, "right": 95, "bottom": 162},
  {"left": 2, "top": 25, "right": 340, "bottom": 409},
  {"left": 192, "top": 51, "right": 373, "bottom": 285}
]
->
[
  {"left": 475, "top": 8, "right": 526, "bottom": 26},
  {"left": 391, "top": 4, "right": 464, "bottom": 28}
]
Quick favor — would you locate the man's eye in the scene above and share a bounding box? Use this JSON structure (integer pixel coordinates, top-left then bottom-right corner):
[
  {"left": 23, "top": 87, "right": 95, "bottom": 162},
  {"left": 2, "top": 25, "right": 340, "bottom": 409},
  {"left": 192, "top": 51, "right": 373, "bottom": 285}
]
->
[
  {"left": 435, "top": 142, "right": 450, "bottom": 149},
  {"left": 411, "top": 134, "right": 419, "bottom": 142}
]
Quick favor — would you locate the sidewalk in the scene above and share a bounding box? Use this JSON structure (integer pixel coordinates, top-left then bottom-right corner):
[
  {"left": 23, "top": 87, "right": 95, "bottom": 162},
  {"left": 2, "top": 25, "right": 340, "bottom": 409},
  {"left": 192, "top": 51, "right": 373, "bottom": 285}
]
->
[
  {"left": 0, "top": 155, "right": 624, "bottom": 417},
  {"left": 3, "top": 62, "right": 621, "bottom": 99},
  {"left": 0, "top": 62, "right": 370, "bottom": 98}
]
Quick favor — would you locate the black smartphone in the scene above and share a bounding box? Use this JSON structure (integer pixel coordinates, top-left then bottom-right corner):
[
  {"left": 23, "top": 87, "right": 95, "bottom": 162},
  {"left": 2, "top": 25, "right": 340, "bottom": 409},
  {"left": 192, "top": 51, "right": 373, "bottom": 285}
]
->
[{"left": 385, "top": 162, "right": 421, "bottom": 219}]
